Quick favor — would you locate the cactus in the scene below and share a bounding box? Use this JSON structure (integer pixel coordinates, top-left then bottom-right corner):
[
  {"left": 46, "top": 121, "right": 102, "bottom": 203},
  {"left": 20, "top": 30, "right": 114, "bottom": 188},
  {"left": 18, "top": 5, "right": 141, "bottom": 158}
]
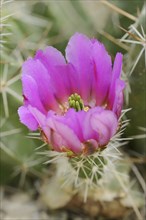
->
[{"left": 0, "top": 1, "right": 145, "bottom": 220}]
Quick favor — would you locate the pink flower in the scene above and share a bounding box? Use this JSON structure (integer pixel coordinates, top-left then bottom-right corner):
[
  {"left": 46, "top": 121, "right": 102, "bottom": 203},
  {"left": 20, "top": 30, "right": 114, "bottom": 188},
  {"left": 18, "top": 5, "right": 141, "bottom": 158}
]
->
[{"left": 18, "top": 33, "right": 125, "bottom": 156}]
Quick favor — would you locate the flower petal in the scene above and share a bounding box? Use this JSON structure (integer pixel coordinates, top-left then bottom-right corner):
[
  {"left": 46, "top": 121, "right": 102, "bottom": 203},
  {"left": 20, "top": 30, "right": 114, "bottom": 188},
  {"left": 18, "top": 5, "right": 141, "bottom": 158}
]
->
[
  {"left": 59, "top": 108, "right": 85, "bottom": 142},
  {"left": 18, "top": 106, "right": 38, "bottom": 131},
  {"left": 22, "top": 75, "right": 46, "bottom": 113},
  {"left": 34, "top": 47, "right": 69, "bottom": 101},
  {"left": 108, "top": 53, "right": 123, "bottom": 108},
  {"left": 90, "top": 108, "right": 118, "bottom": 145},
  {"left": 82, "top": 107, "right": 101, "bottom": 141},
  {"left": 35, "top": 46, "right": 66, "bottom": 67},
  {"left": 22, "top": 58, "right": 58, "bottom": 111},
  {"left": 91, "top": 40, "right": 112, "bottom": 105},
  {"left": 66, "top": 33, "right": 93, "bottom": 102},
  {"left": 28, "top": 105, "right": 46, "bottom": 127},
  {"left": 27, "top": 106, "right": 82, "bottom": 153},
  {"left": 46, "top": 114, "right": 82, "bottom": 153},
  {"left": 112, "top": 79, "right": 125, "bottom": 117}
]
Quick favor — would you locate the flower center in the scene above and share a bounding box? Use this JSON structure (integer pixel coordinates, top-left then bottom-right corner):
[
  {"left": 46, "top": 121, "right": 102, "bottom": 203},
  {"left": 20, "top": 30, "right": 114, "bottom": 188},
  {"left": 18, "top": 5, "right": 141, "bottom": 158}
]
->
[{"left": 68, "top": 93, "right": 84, "bottom": 112}]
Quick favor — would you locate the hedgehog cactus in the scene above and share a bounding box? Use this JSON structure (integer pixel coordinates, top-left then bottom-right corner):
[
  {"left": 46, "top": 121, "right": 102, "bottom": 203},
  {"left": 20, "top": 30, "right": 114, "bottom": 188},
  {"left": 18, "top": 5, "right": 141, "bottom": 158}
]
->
[{"left": 0, "top": 1, "right": 145, "bottom": 220}]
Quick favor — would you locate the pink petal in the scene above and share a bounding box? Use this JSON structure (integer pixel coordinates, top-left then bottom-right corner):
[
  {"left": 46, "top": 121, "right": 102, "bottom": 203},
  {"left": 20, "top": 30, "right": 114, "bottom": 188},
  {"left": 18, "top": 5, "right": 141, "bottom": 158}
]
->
[
  {"left": 47, "top": 115, "right": 82, "bottom": 153},
  {"left": 90, "top": 109, "right": 118, "bottom": 145},
  {"left": 22, "top": 58, "right": 58, "bottom": 111},
  {"left": 66, "top": 33, "right": 93, "bottom": 102},
  {"left": 91, "top": 40, "right": 112, "bottom": 105},
  {"left": 82, "top": 107, "right": 101, "bottom": 140},
  {"left": 22, "top": 75, "right": 46, "bottom": 113},
  {"left": 112, "top": 79, "right": 125, "bottom": 117},
  {"left": 59, "top": 109, "right": 85, "bottom": 142},
  {"left": 35, "top": 47, "right": 69, "bottom": 101},
  {"left": 18, "top": 106, "right": 38, "bottom": 131},
  {"left": 108, "top": 53, "right": 123, "bottom": 108},
  {"left": 35, "top": 46, "right": 66, "bottom": 67}
]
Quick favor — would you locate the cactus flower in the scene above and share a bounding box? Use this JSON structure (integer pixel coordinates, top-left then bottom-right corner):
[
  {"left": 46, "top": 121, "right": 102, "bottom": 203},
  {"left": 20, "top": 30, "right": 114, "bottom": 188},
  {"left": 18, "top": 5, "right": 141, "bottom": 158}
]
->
[{"left": 18, "top": 33, "right": 125, "bottom": 156}]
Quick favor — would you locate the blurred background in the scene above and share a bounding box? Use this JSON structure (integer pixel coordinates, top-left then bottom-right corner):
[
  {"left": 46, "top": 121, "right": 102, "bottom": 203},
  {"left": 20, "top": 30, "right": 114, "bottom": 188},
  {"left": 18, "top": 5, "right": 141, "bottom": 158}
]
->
[{"left": 0, "top": 0, "right": 145, "bottom": 219}]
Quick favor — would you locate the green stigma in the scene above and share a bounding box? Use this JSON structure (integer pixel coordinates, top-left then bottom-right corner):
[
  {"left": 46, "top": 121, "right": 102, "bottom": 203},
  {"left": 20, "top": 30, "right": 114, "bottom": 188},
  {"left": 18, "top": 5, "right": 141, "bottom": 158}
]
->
[{"left": 68, "top": 93, "right": 84, "bottom": 111}]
